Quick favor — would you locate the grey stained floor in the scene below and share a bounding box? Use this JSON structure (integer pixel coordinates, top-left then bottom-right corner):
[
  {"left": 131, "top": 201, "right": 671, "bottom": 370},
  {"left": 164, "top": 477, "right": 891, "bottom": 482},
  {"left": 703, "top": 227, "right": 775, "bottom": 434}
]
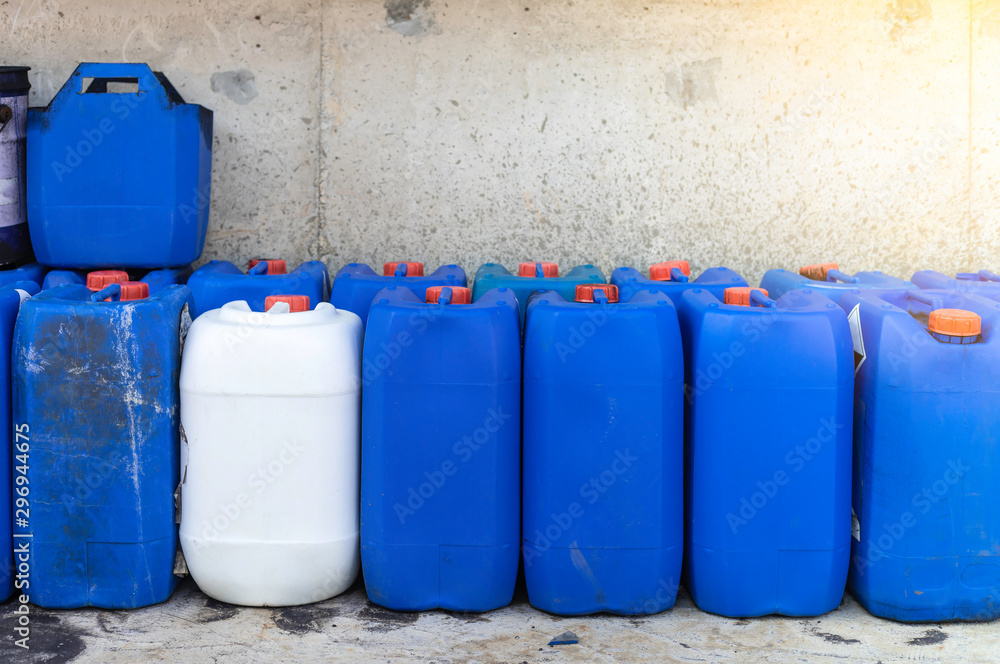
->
[{"left": 0, "top": 578, "right": 995, "bottom": 664}]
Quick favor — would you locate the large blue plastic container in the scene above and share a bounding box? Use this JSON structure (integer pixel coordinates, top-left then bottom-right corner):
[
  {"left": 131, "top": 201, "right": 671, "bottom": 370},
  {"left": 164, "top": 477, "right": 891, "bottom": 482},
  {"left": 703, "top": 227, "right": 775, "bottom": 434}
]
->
[
  {"left": 523, "top": 284, "right": 683, "bottom": 615},
  {"left": 611, "top": 260, "right": 747, "bottom": 302},
  {"left": 42, "top": 265, "right": 192, "bottom": 293},
  {"left": 676, "top": 286, "right": 853, "bottom": 617},
  {"left": 1, "top": 281, "right": 39, "bottom": 601},
  {"left": 331, "top": 262, "right": 466, "bottom": 329},
  {"left": 187, "top": 259, "right": 328, "bottom": 318},
  {"left": 841, "top": 288, "right": 1000, "bottom": 622},
  {"left": 13, "top": 282, "right": 192, "bottom": 608},
  {"left": 761, "top": 263, "right": 909, "bottom": 303},
  {"left": 911, "top": 269, "right": 1000, "bottom": 296},
  {"left": 472, "top": 262, "right": 606, "bottom": 323},
  {"left": 0, "top": 262, "right": 46, "bottom": 289},
  {"left": 361, "top": 285, "right": 521, "bottom": 611},
  {"left": 27, "top": 63, "right": 213, "bottom": 269}
]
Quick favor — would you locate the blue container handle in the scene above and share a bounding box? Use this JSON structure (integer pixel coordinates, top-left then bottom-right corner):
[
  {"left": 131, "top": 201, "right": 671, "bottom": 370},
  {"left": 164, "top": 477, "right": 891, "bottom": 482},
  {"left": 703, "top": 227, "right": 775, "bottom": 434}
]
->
[
  {"left": 906, "top": 288, "right": 944, "bottom": 312},
  {"left": 978, "top": 270, "right": 1000, "bottom": 282},
  {"left": 750, "top": 289, "right": 777, "bottom": 309},
  {"left": 248, "top": 261, "right": 269, "bottom": 276},
  {"left": 50, "top": 63, "right": 177, "bottom": 109},
  {"left": 825, "top": 269, "right": 859, "bottom": 284},
  {"left": 90, "top": 283, "right": 122, "bottom": 302}
]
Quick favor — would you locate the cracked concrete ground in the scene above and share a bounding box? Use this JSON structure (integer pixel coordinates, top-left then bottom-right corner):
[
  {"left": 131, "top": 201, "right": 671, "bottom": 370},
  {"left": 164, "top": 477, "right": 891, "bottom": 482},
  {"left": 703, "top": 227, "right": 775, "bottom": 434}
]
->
[{"left": 1, "top": 577, "right": 994, "bottom": 663}]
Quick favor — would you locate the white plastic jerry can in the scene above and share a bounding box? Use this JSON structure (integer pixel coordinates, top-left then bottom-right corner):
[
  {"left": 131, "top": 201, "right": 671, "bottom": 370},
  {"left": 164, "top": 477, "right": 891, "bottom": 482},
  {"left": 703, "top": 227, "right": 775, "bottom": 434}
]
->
[{"left": 179, "top": 295, "right": 362, "bottom": 606}]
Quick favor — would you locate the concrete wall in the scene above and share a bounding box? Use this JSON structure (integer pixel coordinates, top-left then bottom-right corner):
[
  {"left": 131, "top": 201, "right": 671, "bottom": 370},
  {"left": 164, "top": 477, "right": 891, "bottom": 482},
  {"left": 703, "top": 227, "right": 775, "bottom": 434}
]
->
[{"left": 1, "top": 0, "right": 992, "bottom": 284}]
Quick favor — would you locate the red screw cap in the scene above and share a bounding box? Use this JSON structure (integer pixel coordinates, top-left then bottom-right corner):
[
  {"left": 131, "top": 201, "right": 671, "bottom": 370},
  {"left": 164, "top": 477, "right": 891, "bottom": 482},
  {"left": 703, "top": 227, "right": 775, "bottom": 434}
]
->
[
  {"left": 575, "top": 283, "right": 619, "bottom": 303},
  {"left": 799, "top": 263, "right": 838, "bottom": 281},
  {"left": 425, "top": 286, "right": 472, "bottom": 304},
  {"left": 518, "top": 262, "right": 559, "bottom": 278},
  {"left": 648, "top": 260, "right": 691, "bottom": 281},
  {"left": 118, "top": 281, "right": 150, "bottom": 301},
  {"left": 86, "top": 270, "right": 129, "bottom": 292},
  {"left": 248, "top": 259, "right": 287, "bottom": 275},
  {"left": 384, "top": 262, "right": 424, "bottom": 277},
  {"left": 929, "top": 309, "right": 981, "bottom": 337},
  {"left": 265, "top": 295, "right": 310, "bottom": 312},
  {"left": 724, "top": 287, "right": 769, "bottom": 306}
]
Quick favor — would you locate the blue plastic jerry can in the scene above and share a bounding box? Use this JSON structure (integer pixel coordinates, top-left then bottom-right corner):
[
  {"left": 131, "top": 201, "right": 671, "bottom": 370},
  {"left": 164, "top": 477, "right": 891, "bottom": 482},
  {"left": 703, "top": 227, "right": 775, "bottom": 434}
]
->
[
  {"left": 676, "top": 286, "right": 854, "bottom": 618},
  {"left": 472, "top": 262, "right": 606, "bottom": 325},
  {"left": 612, "top": 260, "right": 747, "bottom": 302},
  {"left": 0, "top": 262, "right": 46, "bottom": 289},
  {"left": 42, "top": 266, "right": 192, "bottom": 293},
  {"left": 841, "top": 288, "right": 1000, "bottom": 622},
  {"left": 331, "top": 262, "right": 466, "bottom": 329},
  {"left": 361, "top": 285, "right": 521, "bottom": 611},
  {"left": 1, "top": 281, "right": 39, "bottom": 601},
  {"left": 911, "top": 269, "right": 1000, "bottom": 296},
  {"left": 27, "top": 63, "right": 213, "bottom": 269},
  {"left": 522, "top": 283, "right": 684, "bottom": 615},
  {"left": 13, "top": 281, "right": 192, "bottom": 608},
  {"left": 187, "top": 259, "right": 329, "bottom": 318},
  {"left": 761, "top": 263, "right": 909, "bottom": 303}
]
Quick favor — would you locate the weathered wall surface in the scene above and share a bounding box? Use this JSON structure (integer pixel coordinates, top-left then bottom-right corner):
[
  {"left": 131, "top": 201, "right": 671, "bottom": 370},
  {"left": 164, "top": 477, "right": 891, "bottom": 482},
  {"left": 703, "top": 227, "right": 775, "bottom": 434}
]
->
[{"left": 1, "top": 0, "right": 992, "bottom": 284}]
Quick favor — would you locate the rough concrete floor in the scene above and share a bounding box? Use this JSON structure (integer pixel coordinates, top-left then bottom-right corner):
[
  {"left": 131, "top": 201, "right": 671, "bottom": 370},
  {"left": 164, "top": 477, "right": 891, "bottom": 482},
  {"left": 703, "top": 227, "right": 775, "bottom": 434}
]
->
[{"left": 1, "top": 577, "right": 995, "bottom": 663}]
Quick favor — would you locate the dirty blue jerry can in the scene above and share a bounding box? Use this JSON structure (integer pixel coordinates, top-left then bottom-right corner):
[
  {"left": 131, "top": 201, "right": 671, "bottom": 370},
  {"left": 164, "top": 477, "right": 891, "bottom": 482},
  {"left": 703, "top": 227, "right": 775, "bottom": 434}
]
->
[
  {"left": 472, "top": 262, "right": 606, "bottom": 324},
  {"left": 13, "top": 281, "right": 192, "bottom": 608},
  {"left": 523, "top": 284, "right": 684, "bottom": 615},
  {"left": 0, "top": 262, "right": 46, "bottom": 289},
  {"left": 911, "top": 269, "right": 1000, "bottom": 297},
  {"left": 42, "top": 266, "right": 192, "bottom": 293},
  {"left": 27, "top": 63, "right": 213, "bottom": 268},
  {"left": 187, "top": 259, "right": 329, "bottom": 318},
  {"left": 361, "top": 285, "right": 521, "bottom": 611},
  {"left": 761, "top": 263, "right": 909, "bottom": 303},
  {"left": 677, "top": 286, "right": 853, "bottom": 617},
  {"left": 331, "top": 261, "right": 466, "bottom": 329},
  {"left": 612, "top": 260, "right": 747, "bottom": 302},
  {"left": 842, "top": 288, "right": 1000, "bottom": 622},
  {"left": 2, "top": 281, "right": 39, "bottom": 601}
]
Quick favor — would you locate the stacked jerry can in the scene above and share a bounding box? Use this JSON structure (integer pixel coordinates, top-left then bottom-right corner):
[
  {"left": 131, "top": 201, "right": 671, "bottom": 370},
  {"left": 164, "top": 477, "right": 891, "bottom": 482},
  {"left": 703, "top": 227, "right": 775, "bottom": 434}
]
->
[
  {"left": 523, "top": 283, "right": 684, "bottom": 615},
  {"left": 473, "top": 262, "right": 607, "bottom": 323},
  {"left": 676, "top": 286, "right": 853, "bottom": 617},
  {"left": 187, "top": 259, "right": 329, "bottom": 317},
  {"left": 612, "top": 260, "right": 748, "bottom": 302},
  {"left": 2, "top": 282, "right": 38, "bottom": 601},
  {"left": 27, "top": 63, "right": 213, "bottom": 269},
  {"left": 842, "top": 287, "right": 1000, "bottom": 622},
  {"left": 7, "top": 63, "right": 213, "bottom": 609},
  {"left": 13, "top": 282, "right": 193, "bottom": 608},
  {"left": 331, "top": 261, "right": 466, "bottom": 328},
  {"left": 361, "top": 285, "right": 521, "bottom": 611},
  {"left": 179, "top": 296, "right": 362, "bottom": 606},
  {"left": 761, "top": 263, "right": 909, "bottom": 302}
]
